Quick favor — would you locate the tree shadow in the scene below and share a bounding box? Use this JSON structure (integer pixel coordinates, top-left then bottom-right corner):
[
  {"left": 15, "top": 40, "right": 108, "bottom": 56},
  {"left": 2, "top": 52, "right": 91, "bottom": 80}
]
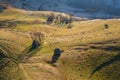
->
[
  {"left": 28, "top": 40, "right": 40, "bottom": 52},
  {"left": 17, "top": 40, "right": 41, "bottom": 62},
  {"left": 18, "top": 32, "right": 44, "bottom": 62}
]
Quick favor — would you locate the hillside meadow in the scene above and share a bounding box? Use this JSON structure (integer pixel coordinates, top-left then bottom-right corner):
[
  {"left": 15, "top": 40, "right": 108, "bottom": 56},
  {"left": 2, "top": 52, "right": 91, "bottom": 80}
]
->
[{"left": 0, "top": 7, "right": 120, "bottom": 80}]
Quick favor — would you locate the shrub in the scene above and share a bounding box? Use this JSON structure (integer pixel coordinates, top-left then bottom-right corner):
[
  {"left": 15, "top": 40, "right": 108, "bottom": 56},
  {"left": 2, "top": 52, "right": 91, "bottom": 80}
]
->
[
  {"left": 104, "top": 24, "right": 109, "bottom": 29},
  {"left": 67, "top": 24, "right": 73, "bottom": 29},
  {"left": 30, "top": 32, "right": 44, "bottom": 46}
]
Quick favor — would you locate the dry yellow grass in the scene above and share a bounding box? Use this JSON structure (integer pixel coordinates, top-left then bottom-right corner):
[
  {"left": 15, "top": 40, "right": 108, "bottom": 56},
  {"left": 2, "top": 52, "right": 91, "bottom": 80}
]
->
[{"left": 0, "top": 7, "right": 120, "bottom": 80}]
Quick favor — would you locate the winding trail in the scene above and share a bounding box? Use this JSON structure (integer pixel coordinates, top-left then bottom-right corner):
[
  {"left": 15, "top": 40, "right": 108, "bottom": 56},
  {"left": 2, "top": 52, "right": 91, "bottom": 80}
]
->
[{"left": 9, "top": 11, "right": 33, "bottom": 22}]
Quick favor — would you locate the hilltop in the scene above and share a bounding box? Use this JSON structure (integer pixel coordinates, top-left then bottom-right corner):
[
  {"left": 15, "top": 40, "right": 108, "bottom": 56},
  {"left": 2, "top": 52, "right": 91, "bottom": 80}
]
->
[
  {"left": 0, "top": 7, "right": 120, "bottom": 80},
  {"left": 0, "top": 0, "right": 120, "bottom": 19}
]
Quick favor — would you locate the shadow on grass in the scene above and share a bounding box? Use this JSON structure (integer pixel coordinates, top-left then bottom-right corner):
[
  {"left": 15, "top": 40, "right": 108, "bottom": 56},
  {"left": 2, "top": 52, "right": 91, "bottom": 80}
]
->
[
  {"left": 90, "top": 46, "right": 120, "bottom": 51},
  {"left": 91, "top": 53, "right": 120, "bottom": 78},
  {"left": 17, "top": 40, "right": 42, "bottom": 62}
]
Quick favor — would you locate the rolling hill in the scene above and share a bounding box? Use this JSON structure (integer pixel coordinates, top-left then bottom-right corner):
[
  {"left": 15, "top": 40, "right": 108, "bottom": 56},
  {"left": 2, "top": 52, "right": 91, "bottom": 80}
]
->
[
  {"left": 0, "top": 6, "right": 120, "bottom": 80},
  {"left": 0, "top": 0, "right": 120, "bottom": 19}
]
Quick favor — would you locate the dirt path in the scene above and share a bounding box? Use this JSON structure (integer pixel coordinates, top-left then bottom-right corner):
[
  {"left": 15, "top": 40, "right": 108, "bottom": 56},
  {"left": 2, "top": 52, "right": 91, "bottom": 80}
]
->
[{"left": 9, "top": 11, "right": 33, "bottom": 22}]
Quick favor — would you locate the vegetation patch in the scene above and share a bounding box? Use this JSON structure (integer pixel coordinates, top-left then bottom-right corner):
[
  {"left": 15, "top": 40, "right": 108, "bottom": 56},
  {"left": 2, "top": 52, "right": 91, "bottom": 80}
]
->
[{"left": 0, "top": 7, "right": 120, "bottom": 80}]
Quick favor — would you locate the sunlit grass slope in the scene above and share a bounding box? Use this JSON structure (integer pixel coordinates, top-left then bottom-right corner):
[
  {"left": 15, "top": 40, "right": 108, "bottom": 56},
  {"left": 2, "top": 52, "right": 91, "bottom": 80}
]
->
[{"left": 0, "top": 7, "right": 120, "bottom": 80}]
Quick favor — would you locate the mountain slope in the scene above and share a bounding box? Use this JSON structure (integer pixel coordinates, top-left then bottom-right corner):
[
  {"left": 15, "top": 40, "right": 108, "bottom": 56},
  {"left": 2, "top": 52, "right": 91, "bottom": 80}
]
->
[
  {"left": 0, "top": 0, "right": 120, "bottom": 19},
  {"left": 0, "top": 7, "right": 120, "bottom": 80}
]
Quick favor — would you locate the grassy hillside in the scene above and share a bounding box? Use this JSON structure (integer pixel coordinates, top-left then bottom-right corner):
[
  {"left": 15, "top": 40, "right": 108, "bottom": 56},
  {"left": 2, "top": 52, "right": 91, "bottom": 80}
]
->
[{"left": 0, "top": 7, "right": 120, "bottom": 80}]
